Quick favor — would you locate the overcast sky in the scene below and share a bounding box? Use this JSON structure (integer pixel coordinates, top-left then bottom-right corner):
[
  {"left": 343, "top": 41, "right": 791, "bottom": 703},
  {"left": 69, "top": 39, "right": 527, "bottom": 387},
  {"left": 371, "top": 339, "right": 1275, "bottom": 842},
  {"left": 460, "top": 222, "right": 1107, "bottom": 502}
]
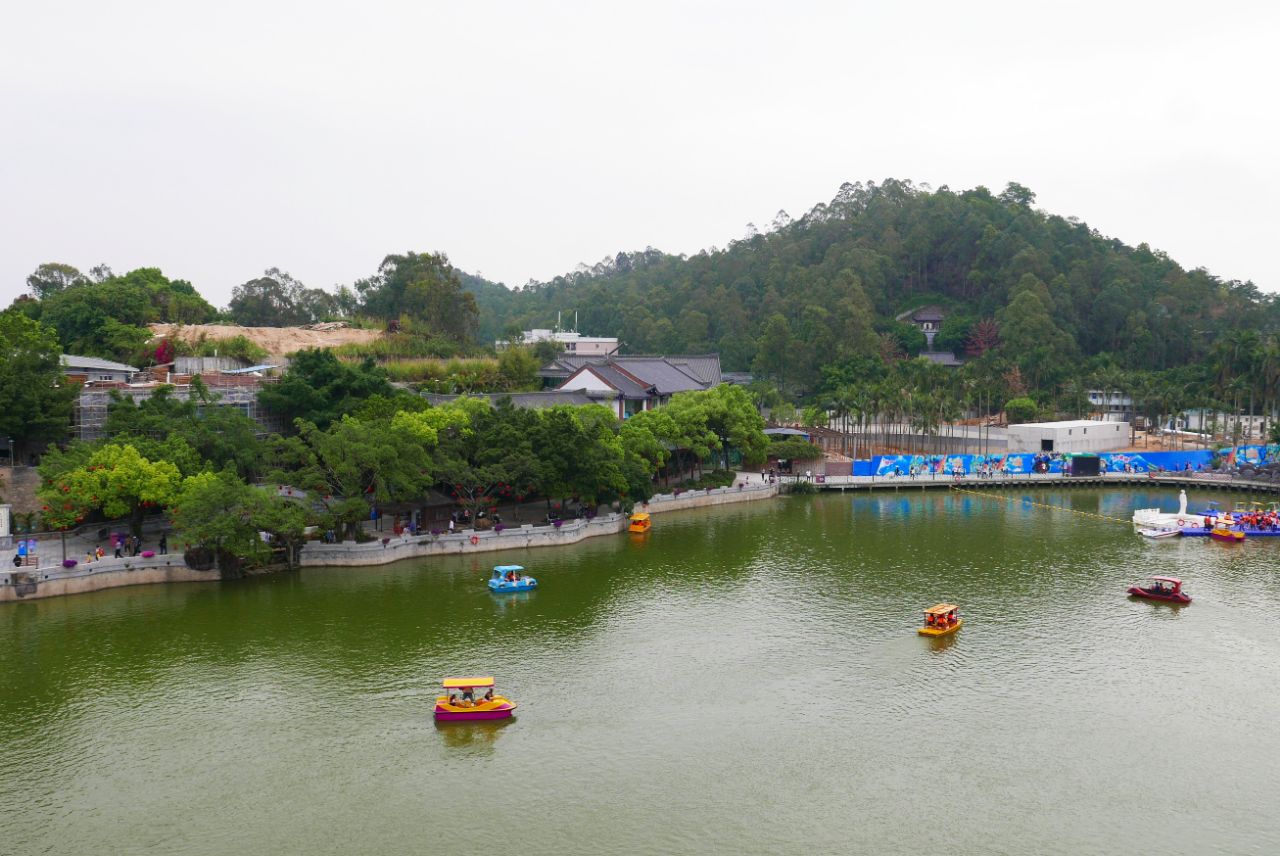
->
[{"left": 2, "top": 1, "right": 1277, "bottom": 308}]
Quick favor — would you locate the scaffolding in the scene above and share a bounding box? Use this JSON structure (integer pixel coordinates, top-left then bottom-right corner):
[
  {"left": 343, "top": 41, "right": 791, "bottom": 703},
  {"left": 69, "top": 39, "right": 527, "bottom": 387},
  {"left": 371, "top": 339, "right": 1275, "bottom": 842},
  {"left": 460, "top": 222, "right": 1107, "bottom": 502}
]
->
[{"left": 74, "top": 375, "right": 283, "bottom": 441}]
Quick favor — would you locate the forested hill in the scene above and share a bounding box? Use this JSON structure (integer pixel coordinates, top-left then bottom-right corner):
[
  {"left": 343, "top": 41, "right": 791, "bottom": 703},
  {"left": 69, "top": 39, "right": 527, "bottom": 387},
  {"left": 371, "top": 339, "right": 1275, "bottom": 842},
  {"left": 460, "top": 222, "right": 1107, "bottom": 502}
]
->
[{"left": 468, "top": 179, "right": 1275, "bottom": 394}]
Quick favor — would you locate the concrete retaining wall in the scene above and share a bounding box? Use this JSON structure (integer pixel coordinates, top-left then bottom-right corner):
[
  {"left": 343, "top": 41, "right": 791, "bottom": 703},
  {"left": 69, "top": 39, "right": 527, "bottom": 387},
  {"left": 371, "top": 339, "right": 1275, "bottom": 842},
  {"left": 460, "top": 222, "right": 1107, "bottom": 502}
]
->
[
  {"left": 299, "top": 480, "right": 780, "bottom": 568},
  {"left": 0, "top": 554, "right": 217, "bottom": 602},
  {"left": 1, "top": 466, "right": 41, "bottom": 515}
]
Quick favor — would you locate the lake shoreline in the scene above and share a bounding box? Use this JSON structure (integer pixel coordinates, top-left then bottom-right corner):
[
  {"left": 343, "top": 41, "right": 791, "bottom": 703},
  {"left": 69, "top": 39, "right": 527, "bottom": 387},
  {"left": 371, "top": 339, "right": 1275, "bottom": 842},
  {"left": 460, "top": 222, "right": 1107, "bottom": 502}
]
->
[{"left": 0, "top": 479, "right": 780, "bottom": 602}]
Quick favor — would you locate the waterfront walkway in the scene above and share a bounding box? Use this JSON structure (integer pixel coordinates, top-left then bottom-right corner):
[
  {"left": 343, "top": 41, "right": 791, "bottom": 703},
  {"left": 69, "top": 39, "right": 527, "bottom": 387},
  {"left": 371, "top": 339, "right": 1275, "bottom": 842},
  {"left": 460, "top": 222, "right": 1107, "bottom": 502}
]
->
[{"left": 797, "top": 471, "right": 1280, "bottom": 495}]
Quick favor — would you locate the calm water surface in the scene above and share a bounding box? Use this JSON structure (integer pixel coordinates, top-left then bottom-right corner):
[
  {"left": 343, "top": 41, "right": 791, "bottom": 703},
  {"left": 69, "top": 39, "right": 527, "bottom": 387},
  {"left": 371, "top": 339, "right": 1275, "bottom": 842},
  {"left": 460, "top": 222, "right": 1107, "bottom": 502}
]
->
[{"left": 3, "top": 488, "right": 1279, "bottom": 855}]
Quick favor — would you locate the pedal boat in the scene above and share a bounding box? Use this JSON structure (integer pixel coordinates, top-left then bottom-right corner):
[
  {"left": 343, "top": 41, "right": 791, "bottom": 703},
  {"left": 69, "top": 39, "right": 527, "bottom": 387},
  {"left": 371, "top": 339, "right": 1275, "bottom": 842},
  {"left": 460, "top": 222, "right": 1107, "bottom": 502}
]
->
[
  {"left": 1209, "top": 523, "right": 1244, "bottom": 543},
  {"left": 489, "top": 565, "right": 537, "bottom": 592},
  {"left": 918, "top": 603, "right": 962, "bottom": 636},
  {"left": 627, "top": 512, "right": 651, "bottom": 534},
  {"left": 1138, "top": 526, "right": 1180, "bottom": 539},
  {"left": 435, "top": 676, "right": 518, "bottom": 721},
  {"left": 1127, "top": 575, "right": 1191, "bottom": 604}
]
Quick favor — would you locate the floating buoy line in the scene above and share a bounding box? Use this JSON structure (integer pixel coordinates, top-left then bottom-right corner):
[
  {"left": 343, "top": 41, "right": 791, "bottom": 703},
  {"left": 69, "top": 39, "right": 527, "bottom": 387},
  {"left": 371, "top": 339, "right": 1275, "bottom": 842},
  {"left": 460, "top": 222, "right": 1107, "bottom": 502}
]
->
[{"left": 950, "top": 486, "right": 1130, "bottom": 525}]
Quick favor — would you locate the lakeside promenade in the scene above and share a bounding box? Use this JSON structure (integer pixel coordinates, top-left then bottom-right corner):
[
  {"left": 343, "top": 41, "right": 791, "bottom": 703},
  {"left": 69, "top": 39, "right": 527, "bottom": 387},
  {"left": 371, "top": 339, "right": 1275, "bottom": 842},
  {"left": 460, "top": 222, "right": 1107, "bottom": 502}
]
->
[{"left": 1, "top": 477, "right": 780, "bottom": 602}]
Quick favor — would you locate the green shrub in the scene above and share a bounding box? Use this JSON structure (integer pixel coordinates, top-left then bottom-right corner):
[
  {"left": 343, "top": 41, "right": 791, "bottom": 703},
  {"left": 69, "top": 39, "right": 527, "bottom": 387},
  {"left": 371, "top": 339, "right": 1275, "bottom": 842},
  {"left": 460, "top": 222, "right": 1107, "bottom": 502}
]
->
[{"left": 1004, "top": 397, "right": 1038, "bottom": 424}]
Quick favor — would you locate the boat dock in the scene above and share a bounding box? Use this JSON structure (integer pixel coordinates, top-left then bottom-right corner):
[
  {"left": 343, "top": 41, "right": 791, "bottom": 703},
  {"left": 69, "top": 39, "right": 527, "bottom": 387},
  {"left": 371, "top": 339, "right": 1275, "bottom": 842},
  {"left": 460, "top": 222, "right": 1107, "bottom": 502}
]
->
[{"left": 794, "top": 472, "right": 1280, "bottom": 495}]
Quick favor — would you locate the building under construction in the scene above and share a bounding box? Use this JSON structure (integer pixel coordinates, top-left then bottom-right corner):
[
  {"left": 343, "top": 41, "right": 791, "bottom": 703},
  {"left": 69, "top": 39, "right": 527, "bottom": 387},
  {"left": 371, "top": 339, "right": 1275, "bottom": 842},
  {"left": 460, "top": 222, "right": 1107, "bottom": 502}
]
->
[{"left": 73, "top": 370, "right": 283, "bottom": 441}]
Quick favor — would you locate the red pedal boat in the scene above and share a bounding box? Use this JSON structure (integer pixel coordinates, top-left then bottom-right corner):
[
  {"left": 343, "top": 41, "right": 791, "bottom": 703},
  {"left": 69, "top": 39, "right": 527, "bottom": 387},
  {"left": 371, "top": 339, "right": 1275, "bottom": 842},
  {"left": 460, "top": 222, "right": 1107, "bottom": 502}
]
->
[{"left": 1127, "top": 575, "right": 1191, "bottom": 604}]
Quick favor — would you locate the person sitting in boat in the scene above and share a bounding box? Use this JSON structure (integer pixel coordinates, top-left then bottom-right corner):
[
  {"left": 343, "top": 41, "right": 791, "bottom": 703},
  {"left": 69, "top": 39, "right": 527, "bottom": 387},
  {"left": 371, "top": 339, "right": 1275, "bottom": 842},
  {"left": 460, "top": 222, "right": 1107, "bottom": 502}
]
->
[
  {"left": 505, "top": 570, "right": 516, "bottom": 582},
  {"left": 483, "top": 688, "right": 494, "bottom": 703},
  {"left": 449, "top": 693, "right": 459, "bottom": 706}
]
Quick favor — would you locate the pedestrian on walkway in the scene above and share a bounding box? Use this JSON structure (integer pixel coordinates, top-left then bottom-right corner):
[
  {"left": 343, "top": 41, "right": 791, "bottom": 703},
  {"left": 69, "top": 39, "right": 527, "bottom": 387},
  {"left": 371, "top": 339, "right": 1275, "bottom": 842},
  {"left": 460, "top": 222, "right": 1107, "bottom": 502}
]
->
[
  {"left": 158, "top": 534, "right": 167, "bottom": 555},
  {"left": 113, "top": 538, "right": 123, "bottom": 559}
]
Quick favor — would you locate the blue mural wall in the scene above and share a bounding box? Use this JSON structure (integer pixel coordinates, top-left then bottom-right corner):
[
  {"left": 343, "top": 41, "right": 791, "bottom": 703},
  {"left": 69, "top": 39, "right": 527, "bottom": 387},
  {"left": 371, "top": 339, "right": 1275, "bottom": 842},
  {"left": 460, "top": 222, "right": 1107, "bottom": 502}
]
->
[{"left": 847, "top": 445, "right": 1280, "bottom": 477}]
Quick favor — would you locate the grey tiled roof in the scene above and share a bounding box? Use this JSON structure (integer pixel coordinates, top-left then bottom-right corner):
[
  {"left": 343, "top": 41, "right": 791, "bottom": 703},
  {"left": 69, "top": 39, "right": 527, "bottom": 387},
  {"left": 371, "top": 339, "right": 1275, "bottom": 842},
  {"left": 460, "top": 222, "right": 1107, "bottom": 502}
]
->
[
  {"left": 539, "top": 353, "right": 722, "bottom": 390},
  {"left": 422, "top": 390, "right": 617, "bottom": 410},
  {"left": 919, "top": 351, "right": 963, "bottom": 366},
  {"left": 585, "top": 364, "right": 652, "bottom": 398},
  {"left": 61, "top": 354, "right": 140, "bottom": 373},
  {"left": 609, "top": 359, "right": 705, "bottom": 395}
]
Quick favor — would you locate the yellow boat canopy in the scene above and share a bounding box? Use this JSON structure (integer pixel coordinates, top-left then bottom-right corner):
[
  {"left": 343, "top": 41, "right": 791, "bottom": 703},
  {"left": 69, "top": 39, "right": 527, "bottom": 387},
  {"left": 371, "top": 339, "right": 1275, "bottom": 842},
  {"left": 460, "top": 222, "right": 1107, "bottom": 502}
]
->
[
  {"left": 923, "top": 603, "right": 958, "bottom": 615},
  {"left": 442, "top": 676, "right": 495, "bottom": 689},
  {"left": 629, "top": 513, "right": 650, "bottom": 522}
]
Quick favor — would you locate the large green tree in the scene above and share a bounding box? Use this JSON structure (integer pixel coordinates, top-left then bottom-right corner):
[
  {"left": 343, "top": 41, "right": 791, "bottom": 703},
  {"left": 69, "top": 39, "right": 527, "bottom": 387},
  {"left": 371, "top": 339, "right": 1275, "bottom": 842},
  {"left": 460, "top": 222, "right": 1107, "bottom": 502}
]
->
[
  {"left": 33, "top": 267, "right": 216, "bottom": 362},
  {"left": 257, "top": 349, "right": 393, "bottom": 431},
  {"left": 227, "top": 268, "right": 337, "bottom": 326},
  {"left": 171, "top": 469, "right": 306, "bottom": 570},
  {"left": 38, "top": 443, "right": 183, "bottom": 539},
  {"left": 356, "top": 252, "right": 479, "bottom": 345},
  {"left": 0, "top": 313, "right": 78, "bottom": 458}
]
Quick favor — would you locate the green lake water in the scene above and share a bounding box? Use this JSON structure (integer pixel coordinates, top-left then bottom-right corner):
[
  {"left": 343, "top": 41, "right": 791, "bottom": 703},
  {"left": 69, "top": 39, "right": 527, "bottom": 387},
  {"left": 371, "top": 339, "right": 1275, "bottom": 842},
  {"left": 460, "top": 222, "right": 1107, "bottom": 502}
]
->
[{"left": 3, "top": 488, "right": 1280, "bottom": 855}]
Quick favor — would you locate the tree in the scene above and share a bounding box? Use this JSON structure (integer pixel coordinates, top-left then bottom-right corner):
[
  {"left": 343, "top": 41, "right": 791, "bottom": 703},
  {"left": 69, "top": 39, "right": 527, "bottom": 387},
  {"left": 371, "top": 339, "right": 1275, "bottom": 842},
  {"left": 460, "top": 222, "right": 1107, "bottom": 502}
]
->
[
  {"left": 753, "top": 314, "right": 794, "bottom": 388},
  {"left": 0, "top": 313, "right": 77, "bottom": 458},
  {"left": 966, "top": 318, "right": 1000, "bottom": 356},
  {"left": 357, "top": 252, "right": 479, "bottom": 345},
  {"left": 256, "top": 349, "right": 393, "bottom": 431},
  {"left": 26, "top": 263, "right": 88, "bottom": 299},
  {"left": 696, "top": 384, "right": 769, "bottom": 468},
  {"left": 227, "top": 268, "right": 336, "bottom": 327},
  {"left": 934, "top": 314, "right": 975, "bottom": 354},
  {"left": 171, "top": 469, "right": 305, "bottom": 571},
  {"left": 38, "top": 267, "right": 216, "bottom": 362},
  {"left": 496, "top": 346, "right": 541, "bottom": 390},
  {"left": 1004, "top": 397, "right": 1037, "bottom": 424},
  {"left": 766, "top": 437, "right": 824, "bottom": 462},
  {"left": 105, "top": 378, "right": 265, "bottom": 479},
  {"left": 434, "top": 399, "right": 540, "bottom": 521},
  {"left": 997, "top": 285, "right": 1074, "bottom": 389},
  {"left": 38, "top": 443, "right": 182, "bottom": 540},
  {"left": 998, "top": 182, "right": 1036, "bottom": 207}
]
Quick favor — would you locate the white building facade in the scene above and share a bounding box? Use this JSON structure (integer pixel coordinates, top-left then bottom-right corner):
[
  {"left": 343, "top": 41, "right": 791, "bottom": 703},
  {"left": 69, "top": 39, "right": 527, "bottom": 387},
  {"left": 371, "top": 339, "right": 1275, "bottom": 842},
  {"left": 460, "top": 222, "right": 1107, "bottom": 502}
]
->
[
  {"left": 1007, "top": 420, "right": 1129, "bottom": 453},
  {"left": 496, "top": 329, "right": 619, "bottom": 356}
]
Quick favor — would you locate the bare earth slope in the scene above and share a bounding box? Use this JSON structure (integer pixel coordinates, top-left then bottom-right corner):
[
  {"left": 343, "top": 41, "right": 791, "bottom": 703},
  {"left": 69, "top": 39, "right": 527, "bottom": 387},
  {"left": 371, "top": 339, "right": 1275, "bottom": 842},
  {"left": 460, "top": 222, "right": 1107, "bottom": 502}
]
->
[{"left": 149, "top": 323, "right": 384, "bottom": 359}]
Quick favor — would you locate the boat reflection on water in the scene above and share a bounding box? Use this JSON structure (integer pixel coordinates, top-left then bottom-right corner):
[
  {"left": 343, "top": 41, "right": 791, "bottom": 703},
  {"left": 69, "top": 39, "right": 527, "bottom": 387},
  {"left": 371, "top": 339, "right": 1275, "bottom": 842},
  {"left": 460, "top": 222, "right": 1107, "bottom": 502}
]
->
[
  {"left": 434, "top": 716, "right": 516, "bottom": 750},
  {"left": 923, "top": 630, "right": 960, "bottom": 654},
  {"left": 490, "top": 590, "right": 536, "bottom": 611}
]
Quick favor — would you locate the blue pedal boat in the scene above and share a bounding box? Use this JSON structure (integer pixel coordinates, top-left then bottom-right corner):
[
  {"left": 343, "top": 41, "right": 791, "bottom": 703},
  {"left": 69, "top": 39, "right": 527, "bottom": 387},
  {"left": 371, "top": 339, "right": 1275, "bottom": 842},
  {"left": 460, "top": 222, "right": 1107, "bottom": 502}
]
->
[{"left": 489, "top": 565, "right": 537, "bottom": 593}]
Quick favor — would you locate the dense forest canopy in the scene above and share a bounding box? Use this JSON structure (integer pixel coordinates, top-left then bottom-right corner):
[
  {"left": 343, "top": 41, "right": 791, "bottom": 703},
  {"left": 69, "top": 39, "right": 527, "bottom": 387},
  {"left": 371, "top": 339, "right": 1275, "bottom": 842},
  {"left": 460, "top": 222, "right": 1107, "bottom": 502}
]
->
[{"left": 469, "top": 180, "right": 1275, "bottom": 393}]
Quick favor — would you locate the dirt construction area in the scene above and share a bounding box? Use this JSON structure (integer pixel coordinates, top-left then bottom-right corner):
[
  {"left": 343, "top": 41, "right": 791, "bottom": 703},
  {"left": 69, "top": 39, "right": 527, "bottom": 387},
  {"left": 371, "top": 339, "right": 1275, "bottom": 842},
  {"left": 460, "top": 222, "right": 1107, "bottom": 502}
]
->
[{"left": 149, "top": 323, "right": 384, "bottom": 359}]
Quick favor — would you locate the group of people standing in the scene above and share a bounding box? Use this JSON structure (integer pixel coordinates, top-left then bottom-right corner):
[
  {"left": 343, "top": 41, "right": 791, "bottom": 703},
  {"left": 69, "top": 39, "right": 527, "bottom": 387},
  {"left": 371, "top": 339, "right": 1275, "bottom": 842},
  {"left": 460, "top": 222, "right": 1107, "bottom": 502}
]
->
[{"left": 86, "top": 532, "right": 167, "bottom": 562}]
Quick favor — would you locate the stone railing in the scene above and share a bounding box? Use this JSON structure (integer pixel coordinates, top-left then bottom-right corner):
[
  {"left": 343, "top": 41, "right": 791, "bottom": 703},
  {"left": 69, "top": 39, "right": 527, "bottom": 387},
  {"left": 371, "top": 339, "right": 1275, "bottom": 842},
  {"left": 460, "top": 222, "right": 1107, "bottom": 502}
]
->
[
  {"left": 298, "top": 512, "right": 630, "bottom": 567},
  {"left": 640, "top": 478, "right": 779, "bottom": 512},
  {"left": 300, "top": 479, "right": 781, "bottom": 568}
]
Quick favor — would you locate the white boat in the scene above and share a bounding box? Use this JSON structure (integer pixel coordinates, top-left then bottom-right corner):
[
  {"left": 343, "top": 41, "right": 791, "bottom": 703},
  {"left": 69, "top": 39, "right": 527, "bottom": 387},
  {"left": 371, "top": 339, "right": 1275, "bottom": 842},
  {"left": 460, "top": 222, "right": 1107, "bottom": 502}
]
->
[{"left": 1137, "top": 526, "right": 1180, "bottom": 539}]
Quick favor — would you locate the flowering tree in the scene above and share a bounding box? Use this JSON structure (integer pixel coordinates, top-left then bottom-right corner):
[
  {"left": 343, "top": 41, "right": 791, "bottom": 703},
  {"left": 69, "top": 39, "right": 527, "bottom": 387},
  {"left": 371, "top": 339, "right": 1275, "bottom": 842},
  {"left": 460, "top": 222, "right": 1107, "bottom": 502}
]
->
[
  {"left": 38, "top": 443, "right": 182, "bottom": 545},
  {"left": 37, "top": 476, "right": 95, "bottom": 562}
]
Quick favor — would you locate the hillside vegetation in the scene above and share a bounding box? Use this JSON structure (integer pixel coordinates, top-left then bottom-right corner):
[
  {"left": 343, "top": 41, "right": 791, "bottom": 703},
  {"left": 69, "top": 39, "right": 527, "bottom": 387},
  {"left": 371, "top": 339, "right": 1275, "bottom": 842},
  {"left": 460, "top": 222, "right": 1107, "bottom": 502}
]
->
[{"left": 471, "top": 180, "right": 1273, "bottom": 395}]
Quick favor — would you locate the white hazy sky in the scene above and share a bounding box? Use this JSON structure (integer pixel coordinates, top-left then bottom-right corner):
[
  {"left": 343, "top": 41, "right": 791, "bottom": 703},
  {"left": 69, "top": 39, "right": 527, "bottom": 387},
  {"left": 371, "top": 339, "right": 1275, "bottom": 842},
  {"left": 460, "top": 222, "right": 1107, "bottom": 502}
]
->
[{"left": 2, "top": 1, "right": 1277, "bottom": 308}]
